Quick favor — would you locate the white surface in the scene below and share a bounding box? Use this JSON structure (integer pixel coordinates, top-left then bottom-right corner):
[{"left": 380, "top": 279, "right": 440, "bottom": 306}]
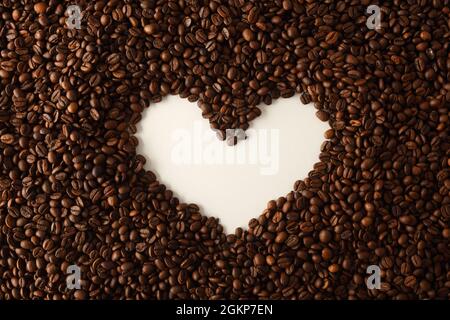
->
[{"left": 136, "top": 95, "right": 329, "bottom": 233}]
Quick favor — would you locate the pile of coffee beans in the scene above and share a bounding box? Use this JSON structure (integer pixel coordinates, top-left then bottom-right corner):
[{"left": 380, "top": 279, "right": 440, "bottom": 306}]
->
[{"left": 0, "top": 0, "right": 448, "bottom": 300}]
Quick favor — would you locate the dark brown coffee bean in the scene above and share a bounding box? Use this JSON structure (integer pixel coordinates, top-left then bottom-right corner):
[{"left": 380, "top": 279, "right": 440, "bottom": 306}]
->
[
  {"left": 253, "top": 254, "right": 265, "bottom": 266},
  {"left": 325, "top": 31, "right": 339, "bottom": 45},
  {"left": 242, "top": 28, "right": 255, "bottom": 41},
  {"left": 0, "top": 134, "right": 14, "bottom": 144},
  {"left": 319, "top": 230, "right": 332, "bottom": 243},
  {"left": 33, "top": 2, "right": 47, "bottom": 14},
  {"left": 0, "top": 0, "right": 446, "bottom": 302}
]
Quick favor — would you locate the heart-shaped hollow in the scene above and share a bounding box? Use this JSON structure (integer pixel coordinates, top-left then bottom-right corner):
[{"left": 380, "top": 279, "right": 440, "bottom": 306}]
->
[{"left": 136, "top": 94, "right": 330, "bottom": 232}]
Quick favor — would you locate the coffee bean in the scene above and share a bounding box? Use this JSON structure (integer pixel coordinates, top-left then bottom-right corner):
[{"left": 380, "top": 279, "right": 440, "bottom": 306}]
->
[
  {"left": 443, "top": 229, "right": 450, "bottom": 238},
  {"left": 319, "top": 230, "right": 332, "bottom": 243},
  {"left": 144, "top": 24, "right": 159, "bottom": 35},
  {"left": 275, "top": 231, "right": 288, "bottom": 244},
  {"left": 419, "top": 31, "right": 432, "bottom": 41},
  {"left": 190, "top": 221, "right": 202, "bottom": 232},
  {"left": 266, "top": 255, "right": 276, "bottom": 266},
  {"left": 232, "top": 279, "right": 241, "bottom": 290},
  {"left": 322, "top": 248, "right": 333, "bottom": 261},
  {"left": 361, "top": 217, "right": 374, "bottom": 228},
  {"left": 0, "top": 0, "right": 446, "bottom": 302},
  {"left": 120, "top": 262, "right": 134, "bottom": 273},
  {"left": 404, "top": 275, "right": 417, "bottom": 288},
  {"left": 33, "top": 2, "right": 47, "bottom": 14},
  {"left": 242, "top": 28, "right": 255, "bottom": 41},
  {"left": 399, "top": 215, "right": 417, "bottom": 226},
  {"left": 316, "top": 110, "right": 329, "bottom": 122},
  {"left": 325, "top": 31, "right": 339, "bottom": 45},
  {"left": 74, "top": 290, "right": 87, "bottom": 300},
  {"left": 253, "top": 254, "right": 265, "bottom": 266},
  {"left": 1, "top": 134, "right": 14, "bottom": 144},
  {"left": 328, "top": 264, "right": 340, "bottom": 273},
  {"left": 216, "top": 260, "right": 226, "bottom": 269},
  {"left": 67, "top": 102, "right": 78, "bottom": 113}
]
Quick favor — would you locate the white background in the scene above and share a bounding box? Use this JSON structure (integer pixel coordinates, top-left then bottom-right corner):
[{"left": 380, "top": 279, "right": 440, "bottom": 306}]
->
[{"left": 136, "top": 95, "right": 329, "bottom": 233}]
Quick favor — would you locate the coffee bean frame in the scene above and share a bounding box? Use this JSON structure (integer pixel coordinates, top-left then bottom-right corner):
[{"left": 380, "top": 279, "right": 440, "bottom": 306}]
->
[{"left": 0, "top": 0, "right": 448, "bottom": 300}]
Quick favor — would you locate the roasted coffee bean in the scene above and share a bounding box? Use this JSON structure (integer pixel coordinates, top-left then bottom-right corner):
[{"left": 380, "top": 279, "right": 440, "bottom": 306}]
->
[
  {"left": 319, "top": 230, "right": 332, "bottom": 243},
  {"left": 33, "top": 2, "right": 47, "bottom": 14},
  {"left": 0, "top": 134, "right": 14, "bottom": 144},
  {"left": 0, "top": 0, "right": 447, "bottom": 302}
]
